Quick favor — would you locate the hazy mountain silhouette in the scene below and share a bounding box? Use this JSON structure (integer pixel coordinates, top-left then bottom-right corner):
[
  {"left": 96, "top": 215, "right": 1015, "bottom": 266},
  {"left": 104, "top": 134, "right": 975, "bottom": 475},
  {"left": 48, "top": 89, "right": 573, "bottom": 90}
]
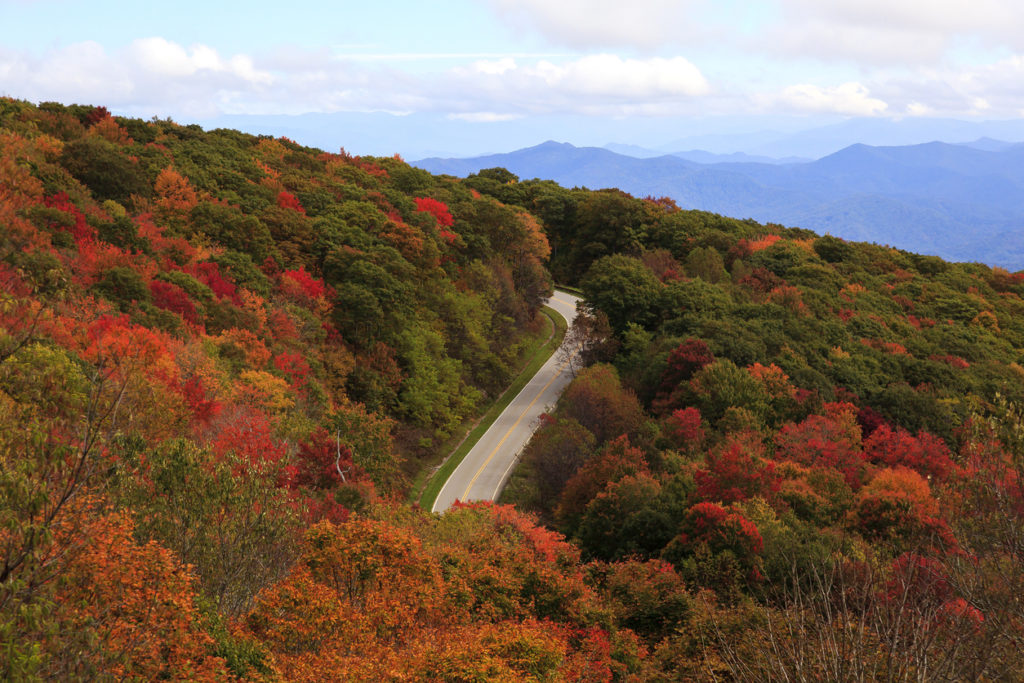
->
[{"left": 415, "top": 140, "right": 1024, "bottom": 269}]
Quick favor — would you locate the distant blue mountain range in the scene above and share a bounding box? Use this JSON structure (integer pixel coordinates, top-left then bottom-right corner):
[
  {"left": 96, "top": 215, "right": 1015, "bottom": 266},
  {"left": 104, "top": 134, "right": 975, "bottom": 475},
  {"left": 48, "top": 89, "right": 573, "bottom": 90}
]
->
[{"left": 414, "top": 140, "right": 1024, "bottom": 269}]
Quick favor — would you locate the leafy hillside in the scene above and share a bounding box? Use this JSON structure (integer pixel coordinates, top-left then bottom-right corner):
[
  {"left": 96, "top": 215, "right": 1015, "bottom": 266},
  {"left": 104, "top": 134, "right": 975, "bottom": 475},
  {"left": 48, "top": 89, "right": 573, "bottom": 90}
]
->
[
  {"left": 0, "top": 99, "right": 633, "bottom": 679},
  {"left": 479, "top": 173, "right": 1024, "bottom": 679},
  {"left": 3, "top": 98, "right": 1024, "bottom": 681},
  {"left": 415, "top": 140, "right": 1024, "bottom": 268}
]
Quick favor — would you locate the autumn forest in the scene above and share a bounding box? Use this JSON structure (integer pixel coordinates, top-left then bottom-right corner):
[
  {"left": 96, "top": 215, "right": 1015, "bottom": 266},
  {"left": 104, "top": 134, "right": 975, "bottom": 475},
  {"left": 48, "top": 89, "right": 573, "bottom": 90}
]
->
[{"left": 1, "top": 99, "right": 1023, "bottom": 681}]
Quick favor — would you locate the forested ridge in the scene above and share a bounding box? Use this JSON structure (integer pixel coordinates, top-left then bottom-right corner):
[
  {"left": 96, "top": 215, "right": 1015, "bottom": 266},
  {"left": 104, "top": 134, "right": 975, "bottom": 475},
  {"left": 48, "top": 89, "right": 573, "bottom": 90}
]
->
[
  {"left": 480, "top": 169, "right": 1024, "bottom": 679},
  {"left": 1, "top": 99, "right": 1022, "bottom": 680}
]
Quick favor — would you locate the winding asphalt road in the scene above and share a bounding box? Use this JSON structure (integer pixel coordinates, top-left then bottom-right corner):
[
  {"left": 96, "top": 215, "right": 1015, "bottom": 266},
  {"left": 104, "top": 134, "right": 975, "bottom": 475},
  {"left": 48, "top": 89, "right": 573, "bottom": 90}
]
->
[{"left": 431, "top": 291, "right": 581, "bottom": 513}]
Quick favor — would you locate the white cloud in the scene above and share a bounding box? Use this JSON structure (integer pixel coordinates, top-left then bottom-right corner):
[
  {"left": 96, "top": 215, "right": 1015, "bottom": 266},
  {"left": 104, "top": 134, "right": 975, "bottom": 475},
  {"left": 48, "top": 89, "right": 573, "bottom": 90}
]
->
[
  {"left": 869, "top": 54, "right": 1024, "bottom": 117},
  {"left": 9, "top": 31, "right": 1024, "bottom": 125},
  {"left": 779, "top": 0, "right": 1023, "bottom": 37},
  {"left": 769, "top": 82, "right": 889, "bottom": 116},
  {"left": 765, "top": 0, "right": 1024, "bottom": 64},
  {"left": 335, "top": 52, "right": 563, "bottom": 63},
  {"left": 486, "top": 0, "right": 1024, "bottom": 69},
  {"left": 127, "top": 37, "right": 271, "bottom": 84},
  {"left": 526, "top": 55, "right": 709, "bottom": 98},
  {"left": 905, "top": 102, "right": 935, "bottom": 116},
  {"left": 471, "top": 57, "right": 517, "bottom": 75},
  {"left": 447, "top": 112, "right": 523, "bottom": 122},
  {"left": 129, "top": 37, "right": 196, "bottom": 77},
  {"left": 758, "top": 20, "right": 950, "bottom": 65},
  {"left": 968, "top": 55, "right": 1024, "bottom": 102},
  {"left": 443, "top": 53, "right": 712, "bottom": 117},
  {"left": 488, "top": 0, "right": 708, "bottom": 49},
  {"left": 0, "top": 39, "right": 284, "bottom": 117},
  {"left": 0, "top": 41, "right": 133, "bottom": 103}
]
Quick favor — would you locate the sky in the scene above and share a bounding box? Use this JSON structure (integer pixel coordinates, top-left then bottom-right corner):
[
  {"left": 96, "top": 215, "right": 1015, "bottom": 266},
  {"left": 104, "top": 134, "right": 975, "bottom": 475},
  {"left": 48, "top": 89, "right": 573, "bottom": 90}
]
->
[{"left": 3, "top": 0, "right": 1024, "bottom": 155}]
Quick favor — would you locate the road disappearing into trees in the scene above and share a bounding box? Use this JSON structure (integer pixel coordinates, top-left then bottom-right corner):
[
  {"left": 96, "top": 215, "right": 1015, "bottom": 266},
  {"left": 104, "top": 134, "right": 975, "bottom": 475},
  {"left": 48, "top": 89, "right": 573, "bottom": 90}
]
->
[{"left": 431, "top": 291, "right": 580, "bottom": 513}]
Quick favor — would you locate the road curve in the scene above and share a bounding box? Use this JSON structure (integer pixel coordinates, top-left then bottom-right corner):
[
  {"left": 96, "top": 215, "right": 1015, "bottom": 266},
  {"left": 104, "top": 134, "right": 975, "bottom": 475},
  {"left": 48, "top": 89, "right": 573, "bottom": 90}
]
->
[{"left": 431, "top": 290, "right": 581, "bottom": 514}]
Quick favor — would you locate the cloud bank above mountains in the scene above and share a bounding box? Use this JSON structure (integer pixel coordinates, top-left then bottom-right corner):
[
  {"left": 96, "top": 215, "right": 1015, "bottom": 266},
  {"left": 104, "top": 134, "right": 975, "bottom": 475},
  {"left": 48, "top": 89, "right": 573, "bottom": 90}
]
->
[
  {"left": 494, "top": 0, "right": 1024, "bottom": 63},
  {"left": 3, "top": 0, "right": 1024, "bottom": 133}
]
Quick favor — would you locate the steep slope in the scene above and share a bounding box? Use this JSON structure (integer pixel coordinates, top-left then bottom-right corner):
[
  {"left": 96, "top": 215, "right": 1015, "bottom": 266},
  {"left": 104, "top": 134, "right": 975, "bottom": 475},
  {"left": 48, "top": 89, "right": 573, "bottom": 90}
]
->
[
  {"left": 0, "top": 99, "right": 618, "bottom": 680},
  {"left": 479, "top": 178, "right": 1024, "bottom": 680},
  {"left": 5, "top": 97, "right": 1024, "bottom": 681}
]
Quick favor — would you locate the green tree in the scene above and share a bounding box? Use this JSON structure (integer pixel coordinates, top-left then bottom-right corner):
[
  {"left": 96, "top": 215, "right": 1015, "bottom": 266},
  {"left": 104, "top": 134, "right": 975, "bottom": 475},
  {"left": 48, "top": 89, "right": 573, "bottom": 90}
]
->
[
  {"left": 575, "top": 473, "right": 675, "bottom": 561},
  {"left": 60, "top": 135, "right": 150, "bottom": 204},
  {"left": 581, "top": 254, "right": 663, "bottom": 334},
  {"left": 114, "top": 438, "right": 299, "bottom": 617}
]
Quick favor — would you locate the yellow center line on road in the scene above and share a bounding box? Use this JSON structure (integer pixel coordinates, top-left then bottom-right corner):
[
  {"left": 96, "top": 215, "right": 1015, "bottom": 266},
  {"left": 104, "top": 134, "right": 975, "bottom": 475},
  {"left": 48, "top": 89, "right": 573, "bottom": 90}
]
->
[{"left": 460, "top": 345, "right": 578, "bottom": 503}]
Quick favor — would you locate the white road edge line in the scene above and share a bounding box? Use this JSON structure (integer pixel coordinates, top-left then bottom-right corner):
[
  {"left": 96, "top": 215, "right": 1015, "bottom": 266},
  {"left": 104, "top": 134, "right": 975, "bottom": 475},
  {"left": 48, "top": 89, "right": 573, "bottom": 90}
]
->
[
  {"left": 459, "top": 353, "right": 570, "bottom": 501},
  {"left": 431, "top": 291, "right": 580, "bottom": 514}
]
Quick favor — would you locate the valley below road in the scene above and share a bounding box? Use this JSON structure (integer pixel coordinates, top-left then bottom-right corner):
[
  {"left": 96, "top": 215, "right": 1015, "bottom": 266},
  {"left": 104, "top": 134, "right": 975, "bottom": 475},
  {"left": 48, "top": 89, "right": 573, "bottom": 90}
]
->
[{"left": 431, "top": 291, "right": 581, "bottom": 513}]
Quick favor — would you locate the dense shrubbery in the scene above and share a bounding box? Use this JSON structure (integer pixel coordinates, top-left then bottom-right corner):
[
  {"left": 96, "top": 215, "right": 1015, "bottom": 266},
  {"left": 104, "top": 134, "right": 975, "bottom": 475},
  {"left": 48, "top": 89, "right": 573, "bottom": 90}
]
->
[
  {"left": 3, "top": 98, "right": 1024, "bottom": 679},
  {"left": 0, "top": 99, "right": 584, "bottom": 679},
  {"left": 489, "top": 171, "right": 1024, "bottom": 679}
]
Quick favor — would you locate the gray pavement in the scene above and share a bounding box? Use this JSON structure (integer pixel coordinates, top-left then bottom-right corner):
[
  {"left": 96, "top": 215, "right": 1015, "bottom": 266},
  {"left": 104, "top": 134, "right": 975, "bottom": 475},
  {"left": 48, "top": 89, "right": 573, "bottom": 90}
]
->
[{"left": 431, "top": 291, "right": 581, "bottom": 513}]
